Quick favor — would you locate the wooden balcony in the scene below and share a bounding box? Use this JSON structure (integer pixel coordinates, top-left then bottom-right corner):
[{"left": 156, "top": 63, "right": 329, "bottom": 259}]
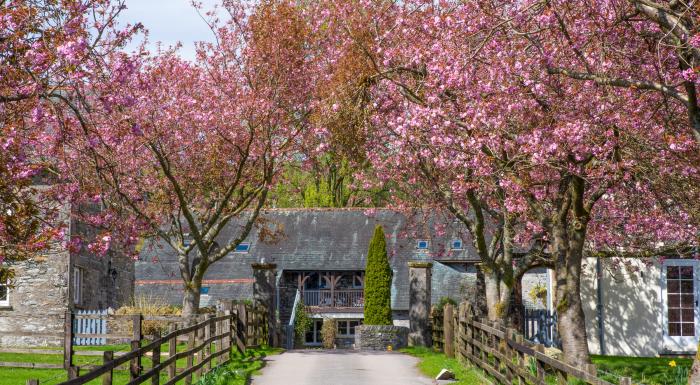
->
[{"left": 302, "top": 289, "right": 364, "bottom": 308}]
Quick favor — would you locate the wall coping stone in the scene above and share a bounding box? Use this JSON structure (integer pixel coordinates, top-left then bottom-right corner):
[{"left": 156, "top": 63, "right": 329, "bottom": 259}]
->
[
  {"left": 251, "top": 263, "right": 277, "bottom": 270},
  {"left": 407, "top": 262, "right": 433, "bottom": 268}
]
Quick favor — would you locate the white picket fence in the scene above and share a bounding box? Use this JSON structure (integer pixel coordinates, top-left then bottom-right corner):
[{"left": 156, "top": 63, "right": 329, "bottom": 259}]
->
[{"left": 73, "top": 309, "right": 108, "bottom": 346}]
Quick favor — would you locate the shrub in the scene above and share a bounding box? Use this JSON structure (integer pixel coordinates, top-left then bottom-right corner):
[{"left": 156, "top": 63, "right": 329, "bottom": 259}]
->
[
  {"left": 114, "top": 294, "right": 181, "bottom": 337},
  {"left": 437, "top": 297, "right": 457, "bottom": 310},
  {"left": 293, "top": 301, "right": 312, "bottom": 347},
  {"left": 321, "top": 318, "right": 337, "bottom": 349},
  {"left": 364, "top": 225, "right": 393, "bottom": 325}
]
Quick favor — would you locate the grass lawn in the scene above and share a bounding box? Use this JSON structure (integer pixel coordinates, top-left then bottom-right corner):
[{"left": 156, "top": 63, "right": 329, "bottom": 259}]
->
[
  {"left": 0, "top": 345, "right": 281, "bottom": 385},
  {"left": 401, "top": 346, "right": 488, "bottom": 385},
  {"left": 592, "top": 355, "right": 691, "bottom": 385}
]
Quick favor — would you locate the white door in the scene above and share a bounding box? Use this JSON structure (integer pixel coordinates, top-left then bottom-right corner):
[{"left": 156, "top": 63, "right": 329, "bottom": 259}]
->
[{"left": 662, "top": 260, "right": 699, "bottom": 351}]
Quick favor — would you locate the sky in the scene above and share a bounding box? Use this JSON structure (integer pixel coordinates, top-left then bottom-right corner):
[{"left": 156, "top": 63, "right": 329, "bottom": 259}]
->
[{"left": 120, "top": 0, "right": 222, "bottom": 61}]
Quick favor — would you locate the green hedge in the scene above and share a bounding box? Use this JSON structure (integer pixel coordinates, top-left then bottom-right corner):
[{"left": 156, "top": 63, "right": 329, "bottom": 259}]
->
[{"left": 364, "top": 225, "right": 393, "bottom": 325}]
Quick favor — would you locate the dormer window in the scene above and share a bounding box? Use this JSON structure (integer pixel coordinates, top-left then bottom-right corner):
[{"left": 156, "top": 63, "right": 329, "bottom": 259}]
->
[
  {"left": 416, "top": 240, "right": 429, "bottom": 250},
  {"left": 234, "top": 242, "right": 250, "bottom": 253},
  {"left": 451, "top": 239, "right": 463, "bottom": 250}
]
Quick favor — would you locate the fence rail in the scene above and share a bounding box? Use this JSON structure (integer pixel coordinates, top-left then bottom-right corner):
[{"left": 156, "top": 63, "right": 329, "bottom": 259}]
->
[
  {"left": 26, "top": 303, "right": 270, "bottom": 385},
  {"left": 432, "top": 302, "right": 631, "bottom": 385}
]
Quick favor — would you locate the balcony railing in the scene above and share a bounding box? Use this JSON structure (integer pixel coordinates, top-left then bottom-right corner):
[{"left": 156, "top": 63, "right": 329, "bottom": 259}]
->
[{"left": 302, "top": 289, "right": 364, "bottom": 308}]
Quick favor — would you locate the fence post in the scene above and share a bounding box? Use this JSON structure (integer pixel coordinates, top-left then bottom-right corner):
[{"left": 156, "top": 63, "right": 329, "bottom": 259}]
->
[
  {"left": 443, "top": 304, "right": 455, "bottom": 358},
  {"left": 168, "top": 324, "right": 177, "bottom": 380},
  {"left": 237, "top": 303, "right": 248, "bottom": 348},
  {"left": 151, "top": 332, "right": 161, "bottom": 385},
  {"left": 185, "top": 318, "right": 195, "bottom": 385},
  {"left": 620, "top": 377, "right": 632, "bottom": 385},
  {"left": 205, "top": 314, "right": 213, "bottom": 373},
  {"left": 26, "top": 380, "right": 39, "bottom": 385},
  {"left": 64, "top": 311, "right": 74, "bottom": 372},
  {"left": 534, "top": 344, "right": 546, "bottom": 382},
  {"left": 129, "top": 314, "right": 142, "bottom": 380},
  {"left": 132, "top": 313, "right": 143, "bottom": 341},
  {"left": 102, "top": 351, "right": 113, "bottom": 385},
  {"left": 214, "top": 312, "right": 223, "bottom": 365},
  {"left": 226, "top": 310, "right": 234, "bottom": 361}
]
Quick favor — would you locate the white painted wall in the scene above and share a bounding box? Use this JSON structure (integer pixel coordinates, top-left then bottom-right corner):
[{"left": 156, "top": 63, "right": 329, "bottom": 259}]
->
[{"left": 581, "top": 257, "right": 664, "bottom": 357}]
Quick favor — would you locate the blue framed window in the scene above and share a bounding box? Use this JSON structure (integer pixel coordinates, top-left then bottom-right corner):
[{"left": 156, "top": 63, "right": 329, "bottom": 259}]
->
[
  {"left": 451, "top": 239, "right": 463, "bottom": 250},
  {"left": 200, "top": 287, "right": 210, "bottom": 295},
  {"left": 416, "top": 240, "right": 429, "bottom": 250},
  {"left": 234, "top": 242, "right": 250, "bottom": 253}
]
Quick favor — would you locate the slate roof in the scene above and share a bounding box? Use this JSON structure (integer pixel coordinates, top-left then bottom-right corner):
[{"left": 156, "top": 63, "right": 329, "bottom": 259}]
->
[{"left": 136, "top": 208, "right": 480, "bottom": 310}]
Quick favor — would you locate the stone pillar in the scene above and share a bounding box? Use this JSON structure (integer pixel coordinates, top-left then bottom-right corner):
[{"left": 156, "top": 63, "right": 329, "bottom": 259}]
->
[
  {"left": 251, "top": 263, "right": 277, "bottom": 347},
  {"left": 408, "top": 261, "right": 432, "bottom": 347}
]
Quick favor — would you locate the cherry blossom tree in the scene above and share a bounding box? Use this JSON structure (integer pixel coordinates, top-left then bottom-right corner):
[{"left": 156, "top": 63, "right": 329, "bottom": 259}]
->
[
  {"left": 0, "top": 0, "right": 138, "bottom": 278},
  {"left": 531, "top": 1, "right": 700, "bottom": 145},
  {"left": 53, "top": 0, "right": 317, "bottom": 316},
  {"left": 308, "top": 0, "right": 700, "bottom": 365}
]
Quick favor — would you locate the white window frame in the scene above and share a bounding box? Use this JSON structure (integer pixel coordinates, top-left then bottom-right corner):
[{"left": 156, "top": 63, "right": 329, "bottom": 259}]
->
[
  {"left": 336, "top": 320, "right": 362, "bottom": 336},
  {"left": 416, "top": 240, "right": 429, "bottom": 250},
  {"left": 661, "top": 259, "right": 699, "bottom": 351},
  {"left": 73, "top": 267, "right": 84, "bottom": 306},
  {"left": 0, "top": 280, "right": 9, "bottom": 307},
  {"left": 451, "top": 239, "right": 464, "bottom": 250},
  {"left": 233, "top": 242, "right": 250, "bottom": 253}
]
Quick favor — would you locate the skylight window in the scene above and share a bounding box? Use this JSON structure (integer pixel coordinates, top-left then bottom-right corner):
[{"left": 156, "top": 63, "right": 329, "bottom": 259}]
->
[
  {"left": 234, "top": 242, "right": 250, "bottom": 253},
  {"left": 451, "top": 239, "right": 463, "bottom": 250},
  {"left": 416, "top": 240, "right": 429, "bottom": 250}
]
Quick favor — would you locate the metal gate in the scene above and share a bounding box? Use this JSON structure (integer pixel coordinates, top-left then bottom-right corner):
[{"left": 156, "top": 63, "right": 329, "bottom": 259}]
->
[{"left": 521, "top": 308, "right": 561, "bottom": 348}]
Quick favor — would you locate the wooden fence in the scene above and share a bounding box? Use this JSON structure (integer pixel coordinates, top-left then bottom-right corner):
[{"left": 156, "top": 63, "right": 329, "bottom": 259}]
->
[
  {"left": 432, "top": 302, "right": 632, "bottom": 385},
  {"left": 25, "top": 303, "right": 270, "bottom": 385},
  {"left": 430, "top": 306, "right": 444, "bottom": 352}
]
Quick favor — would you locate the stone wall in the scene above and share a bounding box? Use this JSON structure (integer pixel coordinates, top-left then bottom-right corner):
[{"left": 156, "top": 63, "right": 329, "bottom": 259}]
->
[
  {"left": 354, "top": 325, "right": 408, "bottom": 351},
  {"left": 0, "top": 202, "right": 135, "bottom": 347},
  {"left": 0, "top": 203, "right": 71, "bottom": 347}
]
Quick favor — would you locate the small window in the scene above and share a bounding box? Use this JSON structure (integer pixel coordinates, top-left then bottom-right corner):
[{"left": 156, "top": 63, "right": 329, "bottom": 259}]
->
[
  {"left": 451, "top": 239, "right": 463, "bottom": 250},
  {"left": 349, "top": 320, "right": 361, "bottom": 335},
  {"left": 0, "top": 281, "right": 9, "bottom": 307},
  {"left": 234, "top": 242, "right": 250, "bottom": 253},
  {"left": 73, "top": 267, "right": 84, "bottom": 305},
  {"left": 338, "top": 321, "right": 348, "bottom": 335},
  {"left": 200, "top": 287, "right": 210, "bottom": 295},
  {"left": 416, "top": 240, "right": 429, "bottom": 250},
  {"left": 337, "top": 320, "right": 362, "bottom": 336}
]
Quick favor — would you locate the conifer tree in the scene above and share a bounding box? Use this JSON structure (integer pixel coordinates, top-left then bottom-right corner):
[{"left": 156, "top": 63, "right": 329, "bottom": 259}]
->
[{"left": 363, "top": 225, "right": 393, "bottom": 325}]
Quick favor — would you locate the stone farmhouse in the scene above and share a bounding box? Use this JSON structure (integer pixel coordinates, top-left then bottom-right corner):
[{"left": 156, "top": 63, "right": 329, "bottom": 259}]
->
[
  {"left": 1, "top": 205, "right": 693, "bottom": 358},
  {"left": 0, "top": 195, "right": 134, "bottom": 346},
  {"left": 135, "top": 209, "right": 542, "bottom": 348}
]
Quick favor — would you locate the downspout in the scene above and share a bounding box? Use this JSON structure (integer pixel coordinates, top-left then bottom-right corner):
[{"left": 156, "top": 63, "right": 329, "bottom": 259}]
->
[{"left": 596, "top": 257, "right": 606, "bottom": 355}]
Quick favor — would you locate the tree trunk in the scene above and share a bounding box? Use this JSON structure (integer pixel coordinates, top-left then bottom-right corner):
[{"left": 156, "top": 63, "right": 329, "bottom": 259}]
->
[
  {"left": 689, "top": 348, "right": 700, "bottom": 385},
  {"left": 182, "top": 283, "right": 201, "bottom": 317},
  {"left": 555, "top": 269, "right": 591, "bottom": 364},
  {"left": 483, "top": 267, "right": 513, "bottom": 324},
  {"left": 510, "top": 275, "right": 524, "bottom": 331},
  {"left": 553, "top": 222, "right": 591, "bottom": 365}
]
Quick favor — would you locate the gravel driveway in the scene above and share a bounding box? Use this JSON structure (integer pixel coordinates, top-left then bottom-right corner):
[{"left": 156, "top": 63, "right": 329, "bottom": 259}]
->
[{"left": 250, "top": 350, "right": 435, "bottom": 385}]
